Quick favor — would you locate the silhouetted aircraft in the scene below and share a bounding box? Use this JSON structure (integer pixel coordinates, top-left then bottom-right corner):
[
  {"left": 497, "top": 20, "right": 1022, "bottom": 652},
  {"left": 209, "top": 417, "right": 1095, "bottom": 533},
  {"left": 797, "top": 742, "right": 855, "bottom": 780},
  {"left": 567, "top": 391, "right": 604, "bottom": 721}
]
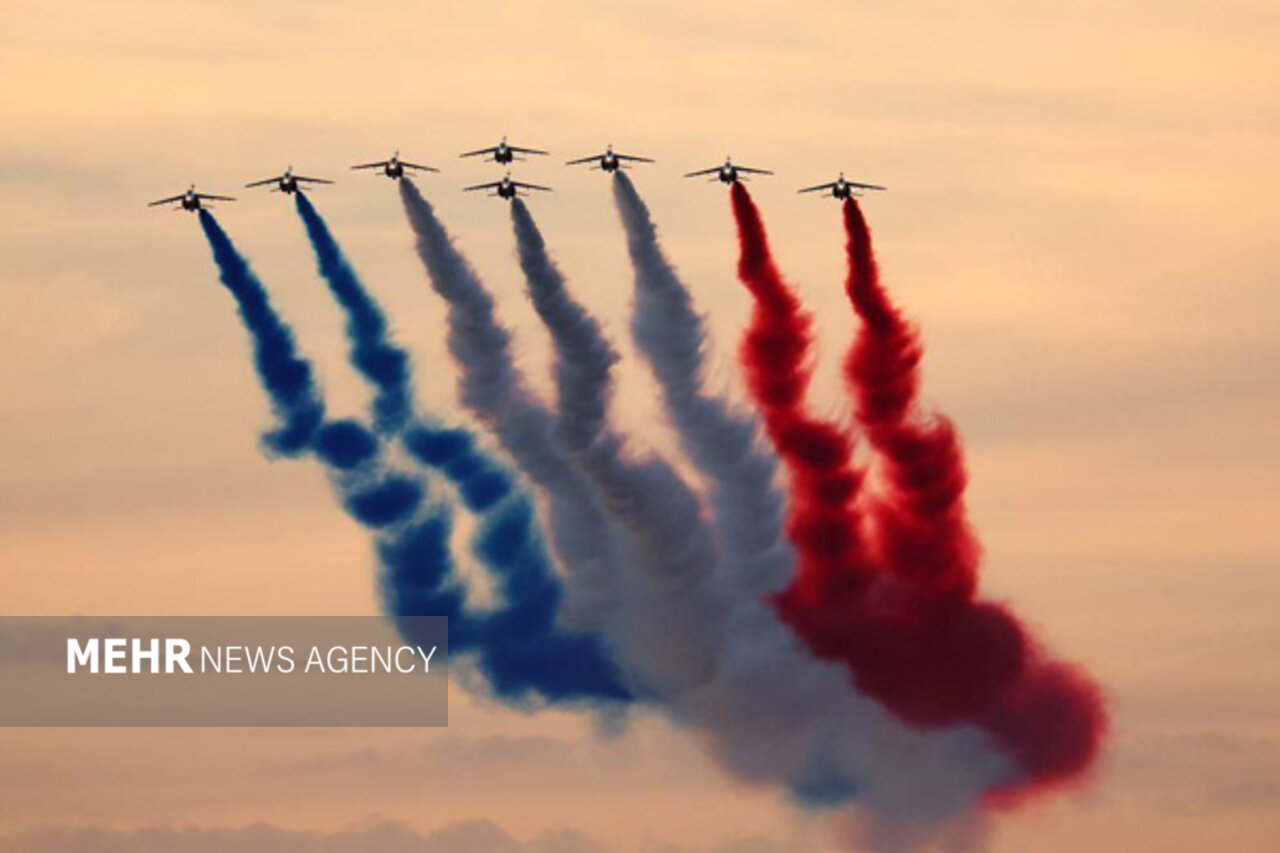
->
[
  {"left": 148, "top": 185, "right": 235, "bottom": 212},
  {"left": 463, "top": 173, "right": 552, "bottom": 200},
  {"left": 351, "top": 151, "right": 439, "bottom": 180},
  {"left": 798, "top": 173, "right": 886, "bottom": 200},
  {"left": 565, "top": 144, "right": 654, "bottom": 173},
  {"left": 684, "top": 157, "right": 773, "bottom": 185},
  {"left": 244, "top": 167, "right": 333, "bottom": 194},
  {"left": 459, "top": 136, "right": 549, "bottom": 165}
]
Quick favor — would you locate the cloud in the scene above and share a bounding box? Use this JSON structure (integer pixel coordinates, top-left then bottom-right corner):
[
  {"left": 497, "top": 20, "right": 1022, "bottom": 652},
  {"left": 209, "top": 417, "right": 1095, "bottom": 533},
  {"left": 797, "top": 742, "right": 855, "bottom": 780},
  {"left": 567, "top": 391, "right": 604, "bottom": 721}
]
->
[
  {"left": 0, "top": 818, "right": 607, "bottom": 853},
  {"left": 262, "top": 730, "right": 721, "bottom": 796},
  {"left": 1116, "top": 730, "right": 1280, "bottom": 813},
  {"left": 281, "top": 734, "right": 573, "bottom": 777},
  {"left": 0, "top": 818, "right": 807, "bottom": 853}
]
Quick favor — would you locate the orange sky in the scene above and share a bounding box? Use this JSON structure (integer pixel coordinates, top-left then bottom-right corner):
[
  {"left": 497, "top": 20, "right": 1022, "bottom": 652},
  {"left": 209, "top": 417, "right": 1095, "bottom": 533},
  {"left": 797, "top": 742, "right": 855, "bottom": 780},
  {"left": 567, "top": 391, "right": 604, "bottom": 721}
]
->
[{"left": 1, "top": 1, "right": 1278, "bottom": 850}]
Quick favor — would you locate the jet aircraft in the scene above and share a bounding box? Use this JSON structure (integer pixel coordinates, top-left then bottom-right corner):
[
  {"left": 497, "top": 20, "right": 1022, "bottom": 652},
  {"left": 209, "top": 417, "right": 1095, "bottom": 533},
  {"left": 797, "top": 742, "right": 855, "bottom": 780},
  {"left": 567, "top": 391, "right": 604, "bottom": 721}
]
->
[
  {"left": 351, "top": 151, "right": 439, "bottom": 180},
  {"left": 148, "top": 185, "right": 236, "bottom": 212},
  {"left": 459, "top": 136, "right": 549, "bottom": 165},
  {"left": 463, "top": 173, "right": 552, "bottom": 200},
  {"left": 684, "top": 157, "right": 773, "bottom": 184},
  {"left": 244, "top": 167, "right": 333, "bottom": 194},
  {"left": 798, "top": 173, "right": 886, "bottom": 199},
  {"left": 565, "top": 144, "right": 654, "bottom": 172}
]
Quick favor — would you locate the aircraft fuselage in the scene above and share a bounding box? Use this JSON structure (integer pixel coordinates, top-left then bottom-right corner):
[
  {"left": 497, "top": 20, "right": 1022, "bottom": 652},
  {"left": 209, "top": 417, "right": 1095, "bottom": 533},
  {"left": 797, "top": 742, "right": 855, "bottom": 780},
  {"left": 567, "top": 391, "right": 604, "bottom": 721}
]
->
[
  {"left": 719, "top": 166, "right": 738, "bottom": 184},
  {"left": 384, "top": 159, "right": 404, "bottom": 179},
  {"left": 496, "top": 179, "right": 517, "bottom": 199},
  {"left": 181, "top": 192, "right": 202, "bottom": 211},
  {"left": 493, "top": 145, "right": 514, "bottom": 164}
]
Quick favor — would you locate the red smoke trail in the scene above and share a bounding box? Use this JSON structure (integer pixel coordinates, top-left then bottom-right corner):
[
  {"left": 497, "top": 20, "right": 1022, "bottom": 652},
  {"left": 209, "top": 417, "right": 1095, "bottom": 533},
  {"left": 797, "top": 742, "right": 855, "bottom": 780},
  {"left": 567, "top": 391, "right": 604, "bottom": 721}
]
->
[
  {"left": 842, "top": 197, "right": 977, "bottom": 599},
  {"left": 840, "top": 197, "right": 1106, "bottom": 796},
  {"left": 730, "top": 183, "right": 1106, "bottom": 799},
  {"left": 730, "top": 182, "right": 874, "bottom": 604},
  {"left": 733, "top": 182, "right": 1021, "bottom": 724}
]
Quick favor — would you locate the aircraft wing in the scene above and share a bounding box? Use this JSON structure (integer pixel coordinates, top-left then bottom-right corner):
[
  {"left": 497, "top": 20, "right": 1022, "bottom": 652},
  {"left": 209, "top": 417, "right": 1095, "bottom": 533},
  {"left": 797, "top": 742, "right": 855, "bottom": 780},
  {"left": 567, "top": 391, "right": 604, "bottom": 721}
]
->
[
  {"left": 351, "top": 161, "right": 390, "bottom": 170},
  {"left": 295, "top": 176, "right": 334, "bottom": 184},
  {"left": 847, "top": 181, "right": 887, "bottom": 191},
  {"left": 509, "top": 145, "right": 549, "bottom": 155},
  {"left": 512, "top": 180, "right": 552, "bottom": 192},
  {"left": 797, "top": 182, "right": 836, "bottom": 194},
  {"left": 616, "top": 154, "right": 654, "bottom": 163},
  {"left": 147, "top": 194, "right": 185, "bottom": 207},
  {"left": 459, "top": 146, "right": 498, "bottom": 158},
  {"left": 683, "top": 166, "right": 720, "bottom": 178},
  {"left": 463, "top": 181, "right": 502, "bottom": 192},
  {"left": 737, "top": 166, "right": 773, "bottom": 175},
  {"left": 402, "top": 161, "right": 440, "bottom": 173},
  {"left": 244, "top": 176, "right": 281, "bottom": 188},
  {"left": 196, "top": 193, "right": 237, "bottom": 202},
  {"left": 565, "top": 154, "right": 601, "bottom": 165}
]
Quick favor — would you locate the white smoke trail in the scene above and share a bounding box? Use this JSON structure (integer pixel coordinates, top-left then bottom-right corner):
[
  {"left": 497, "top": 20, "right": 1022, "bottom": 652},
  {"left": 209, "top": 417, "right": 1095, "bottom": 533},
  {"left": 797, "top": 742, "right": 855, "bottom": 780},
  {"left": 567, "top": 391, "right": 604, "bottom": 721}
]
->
[
  {"left": 612, "top": 171, "right": 794, "bottom": 603},
  {"left": 398, "top": 179, "right": 622, "bottom": 638},
  {"left": 510, "top": 198, "right": 724, "bottom": 696}
]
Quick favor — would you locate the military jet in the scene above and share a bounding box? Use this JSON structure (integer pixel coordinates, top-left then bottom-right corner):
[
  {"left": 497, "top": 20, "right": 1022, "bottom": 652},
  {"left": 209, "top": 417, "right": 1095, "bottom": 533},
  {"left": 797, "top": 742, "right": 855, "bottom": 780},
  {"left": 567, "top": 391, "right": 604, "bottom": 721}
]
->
[
  {"left": 148, "top": 185, "right": 236, "bottom": 212},
  {"left": 798, "top": 173, "right": 886, "bottom": 200},
  {"left": 351, "top": 151, "right": 439, "bottom": 180},
  {"left": 565, "top": 144, "right": 654, "bottom": 173},
  {"left": 459, "top": 136, "right": 549, "bottom": 165},
  {"left": 463, "top": 173, "right": 552, "bottom": 200},
  {"left": 244, "top": 167, "right": 334, "bottom": 194},
  {"left": 684, "top": 157, "right": 773, "bottom": 185}
]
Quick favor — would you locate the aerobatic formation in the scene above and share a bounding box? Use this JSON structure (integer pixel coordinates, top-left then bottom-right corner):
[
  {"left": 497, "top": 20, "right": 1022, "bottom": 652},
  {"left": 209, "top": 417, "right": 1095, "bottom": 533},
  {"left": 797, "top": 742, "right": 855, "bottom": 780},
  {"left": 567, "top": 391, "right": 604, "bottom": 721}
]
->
[{"left": 166, "top": 140, "right": 1107, "bottom": 850}]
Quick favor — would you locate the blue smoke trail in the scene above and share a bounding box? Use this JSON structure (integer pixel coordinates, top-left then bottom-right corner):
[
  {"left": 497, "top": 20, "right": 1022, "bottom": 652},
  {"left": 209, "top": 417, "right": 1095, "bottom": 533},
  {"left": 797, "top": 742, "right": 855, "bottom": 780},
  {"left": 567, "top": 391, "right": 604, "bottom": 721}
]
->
[
  {"left": 198, "top": 209, "right": 432, "bottom": 540},
  {"left": 290, "top": 192, "right": 522, "bottom": 518},
  {"left": 294, "top": 192, "right": 411, "bottom": 433},
  {"left": 282, "top": 198, "right": 634, "bottom": 704},
  {"left": 384, "top": 493, "right": 633, "bottom": 703},
  {"left": 198, "top": 209, "right": 326, "bottom": 457}
]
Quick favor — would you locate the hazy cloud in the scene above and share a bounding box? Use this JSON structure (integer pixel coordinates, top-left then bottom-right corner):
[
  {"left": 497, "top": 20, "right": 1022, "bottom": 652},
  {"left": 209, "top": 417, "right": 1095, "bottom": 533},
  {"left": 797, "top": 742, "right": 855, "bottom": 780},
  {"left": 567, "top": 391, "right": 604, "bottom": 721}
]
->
[{"left": 0, "top": 819, "right": 607, "bottom": 853}]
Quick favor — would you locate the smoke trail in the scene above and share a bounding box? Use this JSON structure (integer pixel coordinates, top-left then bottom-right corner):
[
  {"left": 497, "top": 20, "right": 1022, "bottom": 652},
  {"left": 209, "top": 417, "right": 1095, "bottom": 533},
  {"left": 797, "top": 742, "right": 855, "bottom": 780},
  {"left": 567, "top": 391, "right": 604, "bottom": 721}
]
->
[
  {"left": 199, "top": 210, "right": 325, "bottom": 456},
  {"left": 294, "top": 192, "right": 412, "bottom": 433},
  {"left": 841, "top": 197, "right": 977, "bottom": 599},
  {"left": 290, "top": 193, "right": 631, "bottom": 703},
  {"left": 508, "top": 196, "right": 723, "bottom": 695},
  {"left": 397, "top": 178, "right": 624, "bottom": 638},
  {"left": 200, "top": 210, "right": 629, "bottom": 706},
  {"left": 200, "top": 209, "right": 408, "bottom": 512},
  {"left": 399, "top": 178, "right": 720, "bottom": 695},
  {"left": 728, "top": 188, "right": 1032, "bottom": 725},
  {"left": 728, "top": 182, "right": 877, "bottom": 606},
  {"left": 202, "top": 202, "right": 1019, "bottom": 844},
  {"left": 509, "top": 192, "right": 1020, "bottom": 845},
  {"left": 385, "top": 491, "right": 634, "bottom": 704},
  {"left": 840, "top": 198, "right": 1107, "bottom": 794},
  {"left": 721, "top": 187, "right": 1104, "bottom": 801},
  {"left": 291, "top": 192, "right": 516, "bottom": 516},
  {"left": 611, "top": 173, "right": 792, "bottom": 602}
]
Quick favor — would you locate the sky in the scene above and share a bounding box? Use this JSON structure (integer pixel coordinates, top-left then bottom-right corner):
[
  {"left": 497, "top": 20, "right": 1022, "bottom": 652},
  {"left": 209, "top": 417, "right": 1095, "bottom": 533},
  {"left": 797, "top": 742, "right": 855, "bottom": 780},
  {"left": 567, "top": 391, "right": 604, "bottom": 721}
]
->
[{"left": 1, "top": 0, "right": 1278, "bottom": 850}]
